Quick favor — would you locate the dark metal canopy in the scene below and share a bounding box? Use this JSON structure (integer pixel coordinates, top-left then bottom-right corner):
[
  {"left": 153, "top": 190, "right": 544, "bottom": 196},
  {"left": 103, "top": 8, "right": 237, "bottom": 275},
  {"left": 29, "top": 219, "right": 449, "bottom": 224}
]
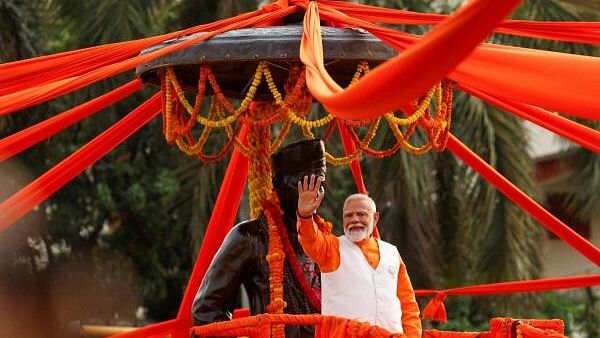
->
[{"left": 136, "top": 25, "right": 397, "bottom": 99}]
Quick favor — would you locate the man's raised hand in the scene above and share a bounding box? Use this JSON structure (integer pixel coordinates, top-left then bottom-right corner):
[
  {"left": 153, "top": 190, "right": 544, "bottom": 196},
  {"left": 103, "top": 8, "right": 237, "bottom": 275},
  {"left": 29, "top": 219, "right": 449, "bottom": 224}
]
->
[{"left": 297, "top": 174, "right": 324, "bottom": 218}]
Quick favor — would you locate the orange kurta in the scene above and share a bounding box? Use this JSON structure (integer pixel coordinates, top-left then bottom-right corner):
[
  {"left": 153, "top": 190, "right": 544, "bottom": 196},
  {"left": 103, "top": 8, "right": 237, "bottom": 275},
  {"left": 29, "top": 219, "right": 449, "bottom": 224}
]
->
[{"left": 298, "top": 217, "right": 422, "bottom": 338}]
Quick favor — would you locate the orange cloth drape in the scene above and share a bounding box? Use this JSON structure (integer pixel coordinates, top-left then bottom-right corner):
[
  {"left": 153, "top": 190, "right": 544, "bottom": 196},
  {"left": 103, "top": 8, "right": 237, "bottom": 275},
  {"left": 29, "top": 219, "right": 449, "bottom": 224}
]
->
[
  {"left": 421, "top": 292, "right": 448, "bottom": 323},
  {"left": 337, "top": 122, "right": 367, "bottom": 194},
  {"left": 306, "top": 2, "right": 600, "bottom": 121},
  {"left": 320, "top": 0, "right": 600, "bottom": 45},
  {"left": 449, "top": 43, "right": 600, "bottom": 121},
  {"left": 517, "top": 324, "right": 566, "bottom": 338},
  {"left": 490, "top": 318, "right": 565, "bottom": 338},
  {"left": 315, "top": 316, "right": 403, "bottom": 338},
  {"left": 416, "top": 274, "right": 600, "bottom": 298},
  {"left": 300, "top": 0, "right": 522, "bottom": 119},
  {"left": 190, "top": 313, "right": 404, "bottom": 338},
  {"left": 1, "top": 1, "right": 599, "bottom": 336},
  {"left": 0, "top": 6, "right": 297, "bottom": 115},
  {"left": 422, "top": 330, "right": 487, "bottom": 338},
  {"left": 0, "top": 10, "right": 265, "bottom": 97}
]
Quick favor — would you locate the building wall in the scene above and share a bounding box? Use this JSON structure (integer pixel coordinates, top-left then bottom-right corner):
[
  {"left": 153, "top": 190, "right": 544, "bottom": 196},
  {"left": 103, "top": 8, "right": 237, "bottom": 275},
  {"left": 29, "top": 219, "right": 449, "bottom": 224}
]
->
[{"left": 542, "top": 218, "right": 600, "bottom": 277}]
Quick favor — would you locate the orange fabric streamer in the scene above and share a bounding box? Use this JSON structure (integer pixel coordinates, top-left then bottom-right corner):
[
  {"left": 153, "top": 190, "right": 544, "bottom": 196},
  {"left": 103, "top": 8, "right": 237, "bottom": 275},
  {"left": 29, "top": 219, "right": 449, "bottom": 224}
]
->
[
  {"left": 190, "top": 313, "right": 404, "bottom": 338},
  {"left": 189, "top": 314, "right": 568, "bottom": 338},
  {"left": 337, "top": 122, "right": 367, "bottom": 194},
  {"left": 315, "top": 316, "right": 403, "bottom": 338},
  {"left": 459, "top": 84, "right": 600, "bottom": 154},
  {"left": 417, "top": 274, "right": 600, "bottom": 322},
  {"left": 300, "top": 0, "right": 522, "bottom": 119},
  {"left": 0, "top": 10, "right": 263, "bottom": 97},
  {"left": 320, "top": 0, "right": 600, "bottom": 45},
  {"left": 0, "top": 80, "right": 142, "bottom": 162},
  {"left": 489, "top": 318, "right": 565, "bottom": 338},
  {"left": 517, "top": 323, "right": 566, "bottom": 338},
  {"left": 314, "top": 5, "right": 600, "bottom": 120},
  {"left": 0, "top": 5, "right": 297, "bottom": 115},
  {"left": 450, "top": 43, "right": 600, "bottom": 121},
  {"left": 422, "top": 330, "right": 487, "bottom": 338}
]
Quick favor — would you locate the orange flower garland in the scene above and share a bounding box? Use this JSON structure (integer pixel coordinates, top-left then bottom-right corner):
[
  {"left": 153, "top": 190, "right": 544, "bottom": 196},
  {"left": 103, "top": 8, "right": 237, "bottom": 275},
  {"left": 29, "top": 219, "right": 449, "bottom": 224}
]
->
[
  {"left": 247, "top": 103, "right": 274, "bottom": 219},
  {"left": 263, "top": 194, "right": 325, "bottom": 313},
  {"left": 161, "top": 61, "right": 455, "bottom": 167},
  {"left": 263, "top": 198, "right": 286, "bottom": 338},
  {"left": 245, "top": 103, "right": 286, "bottom": 338}
]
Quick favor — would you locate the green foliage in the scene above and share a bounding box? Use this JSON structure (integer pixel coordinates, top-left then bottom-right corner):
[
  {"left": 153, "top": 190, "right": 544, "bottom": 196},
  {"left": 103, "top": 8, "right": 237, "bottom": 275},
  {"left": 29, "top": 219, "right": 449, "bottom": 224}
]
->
[
  {"left": 535, "top": 290, "right": 600, "bottom": 338},
  {"left": 1, "top": 0, "right": 598, "bottom": 336},
  {"left": 0, "top": 0, "right": 49, "bottom": 61},
  {"left": 47, "top": 0, "right": 164, "bottom": 47}
]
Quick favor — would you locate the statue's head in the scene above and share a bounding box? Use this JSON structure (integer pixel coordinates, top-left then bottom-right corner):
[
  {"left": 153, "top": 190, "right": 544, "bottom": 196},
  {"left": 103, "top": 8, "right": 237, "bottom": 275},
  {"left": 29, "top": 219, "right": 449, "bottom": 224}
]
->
[{"left": 271, "top": 139, "right": 326, "bottom": 212}]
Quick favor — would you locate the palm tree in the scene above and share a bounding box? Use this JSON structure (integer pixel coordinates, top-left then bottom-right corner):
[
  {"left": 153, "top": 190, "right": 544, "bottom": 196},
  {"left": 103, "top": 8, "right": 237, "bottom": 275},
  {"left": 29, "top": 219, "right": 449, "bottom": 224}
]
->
[
  {"left": 0, "top": 0, "right": 42, "bottom": 133},
  {"left": 0, "top": 0, "right": 38, "bottom": 62}
]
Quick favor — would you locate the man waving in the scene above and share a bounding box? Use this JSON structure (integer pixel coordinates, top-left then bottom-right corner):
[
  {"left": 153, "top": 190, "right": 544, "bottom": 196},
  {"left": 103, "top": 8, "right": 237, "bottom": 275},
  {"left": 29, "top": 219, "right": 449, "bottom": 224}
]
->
[{"left": 296, "top": 174, "right": 421, "bottom": 337}]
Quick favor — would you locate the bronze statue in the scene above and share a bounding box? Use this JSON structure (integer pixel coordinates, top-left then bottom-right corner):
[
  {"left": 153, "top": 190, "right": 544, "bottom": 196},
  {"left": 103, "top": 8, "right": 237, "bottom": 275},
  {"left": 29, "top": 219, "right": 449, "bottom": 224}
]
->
[{"left": 192, "top": 139, "right": 326, "bottom": 338}]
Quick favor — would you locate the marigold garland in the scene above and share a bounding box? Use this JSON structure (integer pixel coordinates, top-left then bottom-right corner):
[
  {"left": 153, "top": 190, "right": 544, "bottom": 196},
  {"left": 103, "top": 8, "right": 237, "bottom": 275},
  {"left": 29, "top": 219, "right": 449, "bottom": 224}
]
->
[
  {"left": 244, "top": 103, "right": 286, "bottom": 338},
  {"left": 340, "top": 63, "right": 454, "bottom": 158},
  {"left": 175, "top": 96, "right": 218, "bottom": 155},
  {"left": 160, "top": 61, "right": 455, "bottom": 165},
  {"left": 326, "top": 146, "right": 362, "bottom": 165},
  {"left": 322, "top": 118, "right": 337, "bottom": 141},
  {"left": 262, "top": 193, "right": 323, "bottom": 313},
  {"left": 271, "top": 121, "right": 292, "bottom": 152},
  {"left": 247, "top": 103, "right": 274, "bottom": 218},
  {"left": 348, "top": 120, "right": 404, "bottom": 158},
  {"left": 263, "top": 201, "right": 286, "bottom": 338}
]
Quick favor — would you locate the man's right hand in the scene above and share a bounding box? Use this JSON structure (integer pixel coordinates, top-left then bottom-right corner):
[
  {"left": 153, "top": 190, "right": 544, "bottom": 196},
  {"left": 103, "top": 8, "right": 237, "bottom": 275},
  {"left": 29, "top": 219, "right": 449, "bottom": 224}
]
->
[{"left": 297, "top": 174, "right": 324, "bottom": 218}]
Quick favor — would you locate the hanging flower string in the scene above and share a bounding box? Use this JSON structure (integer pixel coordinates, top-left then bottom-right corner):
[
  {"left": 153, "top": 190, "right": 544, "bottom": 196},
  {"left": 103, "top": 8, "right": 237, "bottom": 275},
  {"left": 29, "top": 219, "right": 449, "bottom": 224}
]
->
[
  {"left": 262, "top": 193, "right": 324, "bottom": 313},
  {"left": 244, "top": 102, "right": 286, "bottom": 338},
  {"left": 159, "top": 61, "right": 454, "bottom": 164}
]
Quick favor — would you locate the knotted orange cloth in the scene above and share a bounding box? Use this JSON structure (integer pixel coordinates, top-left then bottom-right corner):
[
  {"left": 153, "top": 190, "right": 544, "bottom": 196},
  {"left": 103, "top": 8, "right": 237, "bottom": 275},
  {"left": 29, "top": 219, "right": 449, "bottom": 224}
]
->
[
  {"left": 422, "top": 330, "right": 487, "bottom": 338},
  {"left": 316, "top": 316, "right": 405, "bottom": 338}
]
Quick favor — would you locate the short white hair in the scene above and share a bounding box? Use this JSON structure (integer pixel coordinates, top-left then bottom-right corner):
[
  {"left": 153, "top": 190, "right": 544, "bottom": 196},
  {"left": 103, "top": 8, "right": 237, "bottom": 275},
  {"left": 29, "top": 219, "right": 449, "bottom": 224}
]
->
[{"left": 343, "top": 193, "right": 376, "bottom": 213}]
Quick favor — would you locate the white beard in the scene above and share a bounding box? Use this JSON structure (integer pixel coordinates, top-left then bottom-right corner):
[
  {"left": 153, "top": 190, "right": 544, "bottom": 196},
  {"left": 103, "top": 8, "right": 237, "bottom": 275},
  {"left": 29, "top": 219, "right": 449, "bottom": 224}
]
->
[{"left": 344, "top": 223, "right": 373, "bottom": 242}]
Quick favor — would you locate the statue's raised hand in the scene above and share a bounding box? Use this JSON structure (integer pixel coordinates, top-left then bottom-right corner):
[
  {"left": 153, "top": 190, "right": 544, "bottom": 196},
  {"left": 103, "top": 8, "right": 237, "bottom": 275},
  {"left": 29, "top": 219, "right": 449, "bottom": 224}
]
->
[{"left": 297, "top": 174, "right": 324, "bottom": 218}]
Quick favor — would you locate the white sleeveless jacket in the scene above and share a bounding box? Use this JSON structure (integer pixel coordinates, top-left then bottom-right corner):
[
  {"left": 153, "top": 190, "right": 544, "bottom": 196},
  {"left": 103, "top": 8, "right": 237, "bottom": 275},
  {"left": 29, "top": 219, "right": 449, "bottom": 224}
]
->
[{"left": 321, "top": 235, "right": 403, "bottom": 333}]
